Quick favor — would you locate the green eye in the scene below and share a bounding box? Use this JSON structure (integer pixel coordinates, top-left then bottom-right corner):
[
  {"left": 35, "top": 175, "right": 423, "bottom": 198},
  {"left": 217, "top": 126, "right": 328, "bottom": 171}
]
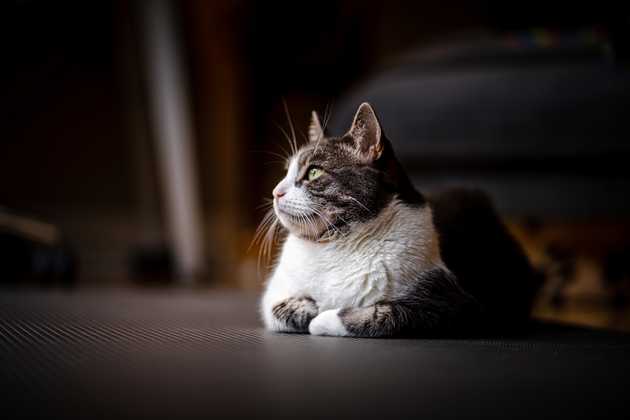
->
[{"left": 307, "top": 167, "right": 324, "bottom": 181}]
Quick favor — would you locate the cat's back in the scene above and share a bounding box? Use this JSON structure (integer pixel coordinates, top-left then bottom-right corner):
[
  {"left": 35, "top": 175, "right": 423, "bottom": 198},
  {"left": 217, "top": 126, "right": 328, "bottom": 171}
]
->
[{"left": 428, "top": 188, "right": 541, "bottom": 324}]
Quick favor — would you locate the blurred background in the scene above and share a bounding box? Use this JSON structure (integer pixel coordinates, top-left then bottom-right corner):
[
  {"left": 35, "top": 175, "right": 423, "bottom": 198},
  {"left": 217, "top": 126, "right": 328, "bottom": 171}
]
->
[{"left": 2, "top": 0, "right": 630, "bottom": 331}]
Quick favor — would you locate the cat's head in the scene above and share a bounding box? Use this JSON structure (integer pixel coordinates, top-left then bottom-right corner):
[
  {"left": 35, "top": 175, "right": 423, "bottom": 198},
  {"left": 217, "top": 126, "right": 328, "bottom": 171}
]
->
[{"left": 271, "top": 102, "right": 421, "bottom": 241}]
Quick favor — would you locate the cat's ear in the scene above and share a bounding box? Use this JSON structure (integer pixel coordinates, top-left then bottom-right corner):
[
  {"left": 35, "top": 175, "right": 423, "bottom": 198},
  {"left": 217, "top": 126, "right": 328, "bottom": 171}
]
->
[
  {"left": 348, "top": 102, "right": 383, "bottom": 161},
  {"left": 308, "top": 111, "right": 325, "bottom": 143}
]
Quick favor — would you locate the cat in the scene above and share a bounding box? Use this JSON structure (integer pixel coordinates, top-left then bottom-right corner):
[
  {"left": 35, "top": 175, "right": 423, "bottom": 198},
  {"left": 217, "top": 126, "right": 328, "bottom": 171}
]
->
[{"left": 260, "top": 102, "right": 540, "bottom": 337}]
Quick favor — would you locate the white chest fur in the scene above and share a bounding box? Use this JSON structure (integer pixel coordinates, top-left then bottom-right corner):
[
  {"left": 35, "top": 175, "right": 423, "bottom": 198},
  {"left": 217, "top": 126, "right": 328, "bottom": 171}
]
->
[{"left": 261, "top": 201, "right": 443, "bottom": 327}]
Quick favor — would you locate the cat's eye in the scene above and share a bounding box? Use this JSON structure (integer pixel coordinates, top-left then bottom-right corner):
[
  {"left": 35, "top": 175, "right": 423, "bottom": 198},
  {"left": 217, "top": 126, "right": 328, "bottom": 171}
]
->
[{"left": 307, "top": 167, "right": 324, "bottom": 181}]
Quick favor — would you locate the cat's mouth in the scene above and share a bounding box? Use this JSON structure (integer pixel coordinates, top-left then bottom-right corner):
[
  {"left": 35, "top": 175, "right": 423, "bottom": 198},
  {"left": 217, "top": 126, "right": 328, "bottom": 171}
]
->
[
  {"left": 274, "top": 201, "right": 328, "bottom": 239},
  {"left": 275, "top": 205, "right": 315, "bottom": 224}
]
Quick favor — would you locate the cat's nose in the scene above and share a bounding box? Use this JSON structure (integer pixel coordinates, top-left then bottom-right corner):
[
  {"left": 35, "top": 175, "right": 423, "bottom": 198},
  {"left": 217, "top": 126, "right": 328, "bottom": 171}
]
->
[{"left": 273, "top": 187, "right": 286, "bottom": 199}]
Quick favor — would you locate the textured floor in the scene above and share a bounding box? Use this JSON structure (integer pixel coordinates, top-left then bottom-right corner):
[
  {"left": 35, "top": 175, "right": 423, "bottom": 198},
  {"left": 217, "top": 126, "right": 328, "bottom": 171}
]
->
[{"left": 1, "top": 290, "right": 629, "bottom": 419}]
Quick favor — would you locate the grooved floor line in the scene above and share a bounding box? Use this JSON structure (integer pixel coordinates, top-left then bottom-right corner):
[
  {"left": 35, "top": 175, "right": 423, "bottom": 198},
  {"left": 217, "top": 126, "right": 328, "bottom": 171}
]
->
[{"left": 1, "top": 291, "right": 629, "bottom": 420}]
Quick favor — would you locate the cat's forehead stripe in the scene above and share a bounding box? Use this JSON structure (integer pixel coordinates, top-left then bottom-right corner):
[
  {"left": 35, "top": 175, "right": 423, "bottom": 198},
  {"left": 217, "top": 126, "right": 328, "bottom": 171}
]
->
[{"left": 287, "top": 155, "right": 300, "bottom": 180}]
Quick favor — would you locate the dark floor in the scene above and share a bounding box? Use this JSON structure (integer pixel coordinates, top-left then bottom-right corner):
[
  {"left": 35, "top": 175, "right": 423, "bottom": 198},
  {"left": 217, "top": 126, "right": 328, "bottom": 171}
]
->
[{"left": 1, "top": 289, "right": 629, "bottom": 419}]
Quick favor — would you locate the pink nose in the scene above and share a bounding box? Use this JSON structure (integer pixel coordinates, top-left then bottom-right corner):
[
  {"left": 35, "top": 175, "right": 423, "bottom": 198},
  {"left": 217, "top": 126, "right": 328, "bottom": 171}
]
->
[{"left": 273, "top": 188, "right": 286, "bottom": 199}]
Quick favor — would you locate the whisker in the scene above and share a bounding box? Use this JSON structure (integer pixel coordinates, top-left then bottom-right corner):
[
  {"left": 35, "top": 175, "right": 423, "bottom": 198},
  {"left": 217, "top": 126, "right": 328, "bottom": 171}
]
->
[
  {"left": 312, "top": 120, "right": 324, "bottom": 155},
  {"left": 309, "top": 205, "right": 342, "bottom": 239},
  {"left": 256, "top": 200, "right": 273, "bottom": 210},
  {"left": 282, "top": 99, "right": 299, "bottom": 154},
  {"left": 253, "top": 213, "right": 273, "bottom": 238},
  {"left": 312, "top": 102, "right": 333, "bottom": 155},
  {"left": 313, "top": 201, "right": 349, "bottom": 235},
  {"left": 250, "top": 209, "right": 275, "bottom": 249},
  {"left": 249, "top": 149, "right": 289, "bottom": 161},
  {"left": 264, "top": 160, "right": 289, "bottom": 166},
  {"left": 345, "top": 195, "right": 372, "bottom": 214},
  {"left": 309, "top": 211, "right": 332, "bottom": 240},
  {"left": 275, "top": 143, "right": 292, "bottom": 160},
  {"left": 275, "top": 122, "right": 297, "bottom": 156},
  {"left": 252, "top": 223, "right": 272, "bottom": 253},
  {"left": 285, "top": 200, "right": 341, "bottom": 241},
  {"left": 298, "top": 129, "right": 309, "bottom": 144},
  {"left": 258, "top": 218, "right": 279, "bottom": 275},
  {"left": 303, "top": 212, "right": 317, "bottom": 239},
  {"left": 322, "top": 101, "right": 333, "bottom": 132}
]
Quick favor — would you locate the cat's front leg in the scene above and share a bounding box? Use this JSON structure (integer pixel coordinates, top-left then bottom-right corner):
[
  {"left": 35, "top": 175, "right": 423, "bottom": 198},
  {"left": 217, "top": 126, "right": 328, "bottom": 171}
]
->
[
  {"left": 309, "top": 268, "right": 477, "bottom": 337},
  {"left": 309, "top": 303, "right": 413, "bottom": 337},
  {"left": 268, "top": 296, "right": 319, "bottom": 333}
]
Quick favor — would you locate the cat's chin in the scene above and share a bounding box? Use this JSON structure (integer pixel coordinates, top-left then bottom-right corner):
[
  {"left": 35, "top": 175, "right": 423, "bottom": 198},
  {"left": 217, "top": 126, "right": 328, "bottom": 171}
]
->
[{"left": 274, "top": 209, "right": 328, "bottom": 241}]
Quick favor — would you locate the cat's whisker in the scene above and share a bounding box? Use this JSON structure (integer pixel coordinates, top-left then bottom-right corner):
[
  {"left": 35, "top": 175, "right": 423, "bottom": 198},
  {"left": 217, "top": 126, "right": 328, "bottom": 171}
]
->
[
  {"left": 311, "top": 201, "right": 349, "bottom": 226},
  {"left": 256, "top": 200, "right": 273, "bottom": 210},
  {"left": 251, "top": 224, "right": 272, "bottom": 255},
  {"left": 290, "top": 208, "right": 314, "bottom": 239},
  {"left": 322, "top": 101, "right": 333, "bottom": 132},
  {"left": 312, "top": 103, "right": 329, "bottom": 157},
  {"left": 287, "top": 201, "right": 333, "bottom": 240},
  {"left": 262, "top": 225, "right": 273, "bottom": 259},
  {"left": 312, "top": 102, "right": 333, "bottom": 155},
  {"left": 298, "top": 129, "right": 309, "bottom": 144},
  {"left": 252, "top": 215, "right": 272, "bottom": 242},
  {"left": 308, "top": 206, "right": 340, "bottom": 235},
  {"left": 264, "top": 160, "right": 290, "bottom": 167},
  {"left": 249, "top": 150, "right": 289, "bottom": 160},
  {"left": 275, "top": 143, "right": 292, "bottom": 161},
  {"left": 312, "top": 133, "right": 323, "bottom": 155},
  {"left": 282, "top": 99, "right": 300, "bottom": 154},
  {"left": 257, "top": 217, "right": 279, "bottom": 275},
  {"left": 311, "top": 115, "right": 325, "bottom": 155},
  {"left": 303, "top": 212, "right": 319, "bottom": 239},
  {"left": 309, "top": 101, "right": 333, "bottom": 155},
  {"left": 250, "top": 208, "right": 276, "bottom": 250},
  {"left": 345, "top": 195, "right": 372, "bottom": 214},
  {"left": 276, "top": 122, "right": 297, "bottom": 156},
  {"left": 311, "top": 207, "right": 344, "bottom": 241}
]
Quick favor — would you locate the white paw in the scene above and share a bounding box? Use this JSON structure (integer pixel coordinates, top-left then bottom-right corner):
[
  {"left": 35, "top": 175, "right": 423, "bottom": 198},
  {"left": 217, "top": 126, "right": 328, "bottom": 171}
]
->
[{"left": 308, "top": 309, "right": 349, "bottom": 336}]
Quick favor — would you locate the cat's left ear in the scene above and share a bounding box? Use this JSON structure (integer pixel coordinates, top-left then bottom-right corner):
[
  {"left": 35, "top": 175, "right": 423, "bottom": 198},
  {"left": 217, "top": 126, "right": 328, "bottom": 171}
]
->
[
  {"left": 348, "top": 102, "right": 384, "bottom": 161},
  {"left": 308, "top": 111, "right": 325, "bottom": 143}
]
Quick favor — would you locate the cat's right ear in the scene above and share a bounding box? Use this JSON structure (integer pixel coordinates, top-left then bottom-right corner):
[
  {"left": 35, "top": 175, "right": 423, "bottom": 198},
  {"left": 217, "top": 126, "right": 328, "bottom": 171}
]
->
[
  {"left": 308, "top": 111, "right": 325, "bottom": 143},
  {"left": 347, "top": 102, "right": 384, "bottom": 162}
]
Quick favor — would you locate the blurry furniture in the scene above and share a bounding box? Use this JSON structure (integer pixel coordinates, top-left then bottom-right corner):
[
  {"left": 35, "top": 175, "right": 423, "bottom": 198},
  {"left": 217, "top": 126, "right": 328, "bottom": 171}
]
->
[
  {"left": 0, "top": 208, "right": 76, "bottom": 287},
  {"left": 331, "top": 34, "right": 630, "bottom": 219},
  {"left": 142, "top": 0, "right": 205, "bottom": 282}
]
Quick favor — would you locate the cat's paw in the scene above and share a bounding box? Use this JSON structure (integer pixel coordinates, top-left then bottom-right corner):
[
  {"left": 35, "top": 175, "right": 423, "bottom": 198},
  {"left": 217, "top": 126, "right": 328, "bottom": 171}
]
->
[
  {"left": 308, "top": 309, "right": 349, "bottom": 336},
  {"left": 272, "top": 296, "right": 319, "bottom": 332}
]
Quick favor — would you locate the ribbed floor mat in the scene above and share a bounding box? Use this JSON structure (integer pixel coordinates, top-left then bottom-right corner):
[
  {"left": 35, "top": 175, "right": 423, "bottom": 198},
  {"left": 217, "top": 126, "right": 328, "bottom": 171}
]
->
[{"left": 1, "top": 290, "right": 629, "bottom": 420}]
